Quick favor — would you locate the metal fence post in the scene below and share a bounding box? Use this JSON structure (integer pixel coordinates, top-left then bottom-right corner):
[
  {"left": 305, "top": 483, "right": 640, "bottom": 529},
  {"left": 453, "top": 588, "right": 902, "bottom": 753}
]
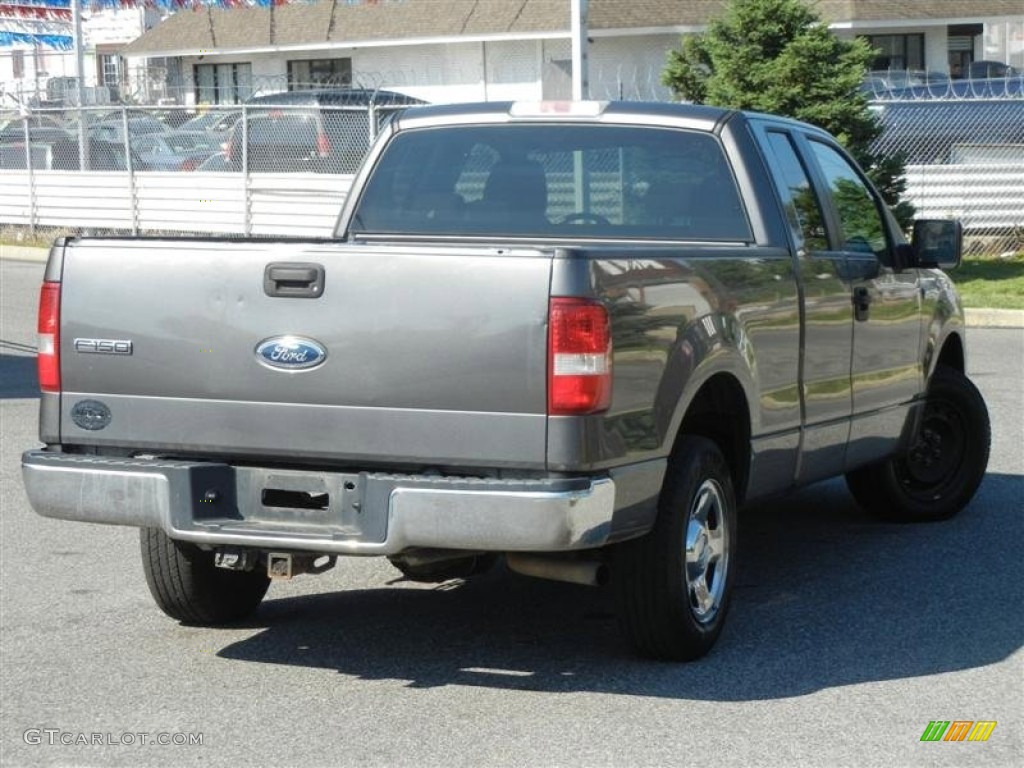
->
[
  {"left": 368, "top": 104, "right": 378, "bottom": 143},
  {"left": 23, "top": 114, "right": 36, "bottom": 237},
  {"left": 122, "top": 106, "right": 139, "bottom": 235},
  {"left": 242, "top": 104, "right": 251, "bottom": 236}
]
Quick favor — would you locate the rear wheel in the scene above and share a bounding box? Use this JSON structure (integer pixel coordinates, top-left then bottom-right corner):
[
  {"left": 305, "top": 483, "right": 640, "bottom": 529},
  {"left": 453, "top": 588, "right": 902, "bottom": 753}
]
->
[
  {"left": 845, "top": 366, "right": 990, "bottom": 522},
  {"left": 140, "top": 528, "right": 270, "bottom": 624},
  {"left": 613, "top": 436, "right": 737, "bottom": 661}
]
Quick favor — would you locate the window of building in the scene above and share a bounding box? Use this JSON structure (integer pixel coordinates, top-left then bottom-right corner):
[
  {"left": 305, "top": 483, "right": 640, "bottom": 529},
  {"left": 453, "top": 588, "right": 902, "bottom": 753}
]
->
[
  {"left": 866, "top": 34, "right": 925, "bottom": 72},
  {"left": 99, "top": 53, "right": 121, "bottom": 99},
  {"left": 100, "top": 55, "right": 120, "bottom": 87},
  {"left": 12, "top": 50, "right": 24, "bottom": 79},
  {"left": 194, "top": 62, "right": 253, "bottom": 105},
  {"left": 287, "top": 58, "right": 352, "bottom": 90}
]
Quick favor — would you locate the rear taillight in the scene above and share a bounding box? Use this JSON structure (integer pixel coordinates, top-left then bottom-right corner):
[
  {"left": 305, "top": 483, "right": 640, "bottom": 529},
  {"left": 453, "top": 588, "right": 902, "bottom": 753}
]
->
[
  {"left": 179, "top": 158, "right": 198, "bottom": 172},
  {"left": 316, "top": 131, "right": 331, "bottom": 158},
  {"left": 548, "top": 297, "right": 612, "bottom": 415},
  {"left": 38, "top": 281, "right": 60, "bottom": 392}
]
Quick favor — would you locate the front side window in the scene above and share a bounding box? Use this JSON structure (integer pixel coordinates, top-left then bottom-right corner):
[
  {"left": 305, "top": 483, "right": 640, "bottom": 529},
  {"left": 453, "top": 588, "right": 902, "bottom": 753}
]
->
[
  {"left": 808, "top": 141, "right": 888, "bottom": 258},
  {"left": 351, "top": 125, "right": 751, "bottom": 241}
]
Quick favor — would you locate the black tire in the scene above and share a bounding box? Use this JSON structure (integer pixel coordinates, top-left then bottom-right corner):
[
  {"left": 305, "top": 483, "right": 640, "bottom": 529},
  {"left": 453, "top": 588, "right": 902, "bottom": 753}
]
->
[
  {"left": 140, "top": 528, "right": 270, "bottom": 624},
  {"left": 845, "top": 366, "right": 990, "bottom": 522},
  {"left": 613, "top": 436, "right": 737, "bottom": 661}
]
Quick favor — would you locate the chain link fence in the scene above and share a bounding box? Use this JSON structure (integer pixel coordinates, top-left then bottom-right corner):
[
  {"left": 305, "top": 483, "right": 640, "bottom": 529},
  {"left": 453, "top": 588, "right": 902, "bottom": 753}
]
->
[
  {"left": 2, "top": 79, "right": 1022, "bottom": 251},
  {"left": 869, "top": 97, "right": 1024, "bottom": 252},
  {"left": 0, "top": 99, "right": 413, "bottom": 238}
]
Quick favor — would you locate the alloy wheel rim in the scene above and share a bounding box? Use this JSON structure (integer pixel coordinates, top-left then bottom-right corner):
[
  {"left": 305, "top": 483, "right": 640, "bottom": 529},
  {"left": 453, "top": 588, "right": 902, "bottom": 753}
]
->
[{"left": 684, "top": 478, "right": 729, "bottom": 624}]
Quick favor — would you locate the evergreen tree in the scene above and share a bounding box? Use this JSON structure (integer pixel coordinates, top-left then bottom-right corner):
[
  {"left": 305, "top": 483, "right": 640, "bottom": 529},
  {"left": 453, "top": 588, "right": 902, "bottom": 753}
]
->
[{"left": 663, "top": 0, "right": 914, "bottom": 229}]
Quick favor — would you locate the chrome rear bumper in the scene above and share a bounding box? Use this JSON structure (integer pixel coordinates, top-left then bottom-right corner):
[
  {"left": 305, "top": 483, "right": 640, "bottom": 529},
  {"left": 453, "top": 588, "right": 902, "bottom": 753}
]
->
[{"left": 22, "top": 450, "right": 620, "bottom": 555}]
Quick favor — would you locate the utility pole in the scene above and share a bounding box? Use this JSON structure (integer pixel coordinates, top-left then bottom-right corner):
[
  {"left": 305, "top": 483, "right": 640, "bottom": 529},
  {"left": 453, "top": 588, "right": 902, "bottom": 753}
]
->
[
  {"left": 570, "top": 0, "right": 589, "bottom": 100},
  {"left": 72, "top": 0, "right": 89, "bottom": 169}
]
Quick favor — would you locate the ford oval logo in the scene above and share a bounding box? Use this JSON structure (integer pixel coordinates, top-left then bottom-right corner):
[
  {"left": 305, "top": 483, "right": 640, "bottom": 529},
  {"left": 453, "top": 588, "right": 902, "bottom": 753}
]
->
[{"left": 255, "top": 336, "right": 327, "bottom": 371}]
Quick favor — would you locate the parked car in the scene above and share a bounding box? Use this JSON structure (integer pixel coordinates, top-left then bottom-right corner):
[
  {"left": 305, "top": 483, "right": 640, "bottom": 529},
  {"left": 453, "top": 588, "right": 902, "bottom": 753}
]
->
[
  {"left": 88, "top": 116, "right": 168, "bottom": 143},
  {"left": 131, "top": 131, "right": 223, "bottom": 171},
  {"left": 178, "top": 109, "right": 241, "bottom": 138},
  {"left": 0, "top": 136, "right": 135, "bottom": 171},
  {"left": 861, "top": 69, "right": 950, "bottom": 95},
  {"left": 966, "top": 60, "right": 1019, "bottom": 79},
  {"left": 868, "top": 67, "right": 1024, "bottom": 100},
  {"left": 195, "top": 152, "right": 234, "bottom": 172},
  {"left": 0, "top": 115, "right": 67, "bottom": 141},
  {"left": 224, "top": 88, "right": 424, "bottom": 173}
]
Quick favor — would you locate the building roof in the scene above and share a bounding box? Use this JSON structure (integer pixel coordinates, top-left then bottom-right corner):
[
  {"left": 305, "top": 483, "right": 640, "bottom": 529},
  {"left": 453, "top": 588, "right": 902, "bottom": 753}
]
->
[
  {"left": 121, "top": 0, "right": 1024, "bottom": 57},
  {"left": 818, "top": 1, "right": 1024, "bottom": 24},
  {"left": 121, "top": 1, "right": 729, "bottom": 56}
]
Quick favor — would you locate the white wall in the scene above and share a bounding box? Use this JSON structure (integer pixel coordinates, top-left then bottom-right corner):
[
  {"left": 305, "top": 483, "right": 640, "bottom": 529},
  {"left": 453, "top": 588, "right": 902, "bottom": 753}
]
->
[
  {"left": 354, "top": 41, "right": 487, "bottom": 103},
  {"left": 984, "top": 19, "right": 1024, "bottom": 69},
  {"left": 483, "top": 40, "right": 542, "bottom": 102},
  {"left": 589, "top": 34, "right": 678, "bottom": 101},
  {"left": 177, "top": 40, "right": 551, "bottom": 105}
]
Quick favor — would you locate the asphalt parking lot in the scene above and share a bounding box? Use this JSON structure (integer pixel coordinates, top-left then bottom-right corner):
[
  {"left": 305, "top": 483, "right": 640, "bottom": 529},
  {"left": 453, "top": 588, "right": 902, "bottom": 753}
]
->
[{"left": 1, "top": 258, "right": 1021, "bottom": 767}]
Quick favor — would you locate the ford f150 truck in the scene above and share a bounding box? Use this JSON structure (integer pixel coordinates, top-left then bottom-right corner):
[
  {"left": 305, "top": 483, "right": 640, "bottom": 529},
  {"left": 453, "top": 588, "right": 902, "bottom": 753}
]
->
[{"left": 22, "top": 101, "right": 990, "bottom": 661}]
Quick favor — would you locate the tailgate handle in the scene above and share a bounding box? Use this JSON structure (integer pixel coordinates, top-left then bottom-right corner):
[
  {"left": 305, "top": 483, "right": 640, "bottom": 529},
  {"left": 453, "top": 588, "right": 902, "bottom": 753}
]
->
[{"left": 264, "top": 262, "right": 325, "bottom": 298}]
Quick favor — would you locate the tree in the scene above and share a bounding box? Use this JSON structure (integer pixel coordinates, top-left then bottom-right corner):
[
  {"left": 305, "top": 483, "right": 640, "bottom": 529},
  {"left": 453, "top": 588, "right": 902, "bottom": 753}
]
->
[{"left": 663, "top": 0, "right": 914, "bottom": 229}]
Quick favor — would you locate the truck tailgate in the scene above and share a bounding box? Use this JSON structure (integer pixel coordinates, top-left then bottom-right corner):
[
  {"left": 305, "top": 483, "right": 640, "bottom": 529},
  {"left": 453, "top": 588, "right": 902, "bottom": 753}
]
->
[{"left": 55, "top": 240, "right": 552, "bottom": 468}]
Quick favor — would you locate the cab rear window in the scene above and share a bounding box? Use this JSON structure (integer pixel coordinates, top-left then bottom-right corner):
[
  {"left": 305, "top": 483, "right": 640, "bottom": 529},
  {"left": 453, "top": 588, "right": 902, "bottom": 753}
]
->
[{"left": 351, "top": 124, "right": 751, "bottom": 241}]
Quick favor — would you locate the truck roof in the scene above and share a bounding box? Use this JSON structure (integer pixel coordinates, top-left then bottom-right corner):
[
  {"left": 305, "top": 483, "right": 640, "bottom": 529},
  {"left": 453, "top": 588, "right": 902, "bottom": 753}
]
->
[{"left": 397, "top": 100, "right": 739, "bottom": 133}]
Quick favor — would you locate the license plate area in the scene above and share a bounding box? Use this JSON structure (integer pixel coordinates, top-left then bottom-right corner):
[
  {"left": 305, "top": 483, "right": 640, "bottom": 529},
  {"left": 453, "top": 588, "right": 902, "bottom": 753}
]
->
[
  {"left": 188, "top": 466, "right": 384, "bottom": 542},
  {"left": 261, "top": 488, "right": 330, "bottom": 510}
]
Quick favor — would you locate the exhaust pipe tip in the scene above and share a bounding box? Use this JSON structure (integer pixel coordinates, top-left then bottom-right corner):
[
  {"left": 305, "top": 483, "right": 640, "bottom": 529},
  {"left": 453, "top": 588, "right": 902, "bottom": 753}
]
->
[{"left": 506, "top": 553, "right": 608, "bottom": 587}]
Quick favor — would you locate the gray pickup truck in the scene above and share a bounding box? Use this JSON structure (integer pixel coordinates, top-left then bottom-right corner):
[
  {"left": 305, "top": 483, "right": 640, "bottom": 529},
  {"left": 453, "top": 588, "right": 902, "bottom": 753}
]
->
[{"left": 22, "top": 101, "right": 990, "bottom": 661}]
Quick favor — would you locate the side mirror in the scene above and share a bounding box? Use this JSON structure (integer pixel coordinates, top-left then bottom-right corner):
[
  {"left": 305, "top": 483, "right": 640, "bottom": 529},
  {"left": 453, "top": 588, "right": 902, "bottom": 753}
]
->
[{"left": 909, "top": 219, "right": 962, "bottom": 269}]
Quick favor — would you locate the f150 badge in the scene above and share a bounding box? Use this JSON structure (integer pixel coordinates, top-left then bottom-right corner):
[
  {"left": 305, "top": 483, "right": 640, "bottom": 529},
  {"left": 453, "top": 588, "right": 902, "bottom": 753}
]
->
[
  {"left": 74, "top": 338, "right": 133, "bottom": 355},
  {"left": 255, "top": 336, "right": 327, "bottom": 371}
]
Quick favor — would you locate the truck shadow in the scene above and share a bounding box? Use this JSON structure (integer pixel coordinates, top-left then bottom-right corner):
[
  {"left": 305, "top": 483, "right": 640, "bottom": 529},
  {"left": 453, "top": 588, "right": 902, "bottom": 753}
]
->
[
  {"left": 217, "top": 473, "right": 1023, "bottom": 702},
  {"left": 0, "top": 351, "right": 39, "bottom": 399}
]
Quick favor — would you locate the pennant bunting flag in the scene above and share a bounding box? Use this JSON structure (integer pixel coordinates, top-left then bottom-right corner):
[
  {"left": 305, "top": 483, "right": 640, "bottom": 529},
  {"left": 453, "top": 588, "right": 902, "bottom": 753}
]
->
[
  {"left": 0, "top": 29, "right": 72, "bottom": 47},
  {"left": 1, "top": 0, "right": 405, "bottom": 48}
]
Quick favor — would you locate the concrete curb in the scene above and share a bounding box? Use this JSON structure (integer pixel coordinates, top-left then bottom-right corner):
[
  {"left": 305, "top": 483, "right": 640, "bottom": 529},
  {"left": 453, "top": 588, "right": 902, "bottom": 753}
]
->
[
  {"left": 2, "top": 244, "right": 1022, "bottom": 328},
  {"left": 0, "top": 244, "right": 48, "bottom": 263},
  {"left": 963, "top": 308, "right": 1024, "bottom": 329}
]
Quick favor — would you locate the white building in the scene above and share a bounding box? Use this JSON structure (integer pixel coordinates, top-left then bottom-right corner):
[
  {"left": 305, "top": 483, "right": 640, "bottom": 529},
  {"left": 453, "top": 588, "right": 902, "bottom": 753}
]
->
[
  {"left": 6, "top": 1, "right": 1023, "bottom": 108},
  {"left": 0, "top": 6, "right": 162, "bottom": 108}
]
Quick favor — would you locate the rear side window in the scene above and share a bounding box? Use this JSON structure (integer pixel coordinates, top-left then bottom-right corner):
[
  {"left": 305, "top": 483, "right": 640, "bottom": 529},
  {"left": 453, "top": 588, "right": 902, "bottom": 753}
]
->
[
  {"left": 763, "top": 131, "right": 828, "bottom": 252},
  {"left": 351, "top": 124, "right": 751, "bottom": 240}
]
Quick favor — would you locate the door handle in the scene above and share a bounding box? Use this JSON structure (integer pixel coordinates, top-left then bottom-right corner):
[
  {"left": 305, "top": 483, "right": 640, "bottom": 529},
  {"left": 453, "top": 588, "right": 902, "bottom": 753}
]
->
[
  {"left": 264, "top": 262, "right": 325, "bottom": 298},
  {"left": 853, "top": 286, "right": 871, "bottom": 322}
]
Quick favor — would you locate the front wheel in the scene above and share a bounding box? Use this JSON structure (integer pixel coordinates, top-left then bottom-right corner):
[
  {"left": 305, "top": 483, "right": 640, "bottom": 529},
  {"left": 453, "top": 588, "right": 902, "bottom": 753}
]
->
[
  {"left": 140, "top": 528, "right": 270, "bottom": 624},
  {"left": 613, "top": 436, "right": 737, "bottom": 661},
  {"left": 845, "top": 366, "right": 990, "bottom": 522}
]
